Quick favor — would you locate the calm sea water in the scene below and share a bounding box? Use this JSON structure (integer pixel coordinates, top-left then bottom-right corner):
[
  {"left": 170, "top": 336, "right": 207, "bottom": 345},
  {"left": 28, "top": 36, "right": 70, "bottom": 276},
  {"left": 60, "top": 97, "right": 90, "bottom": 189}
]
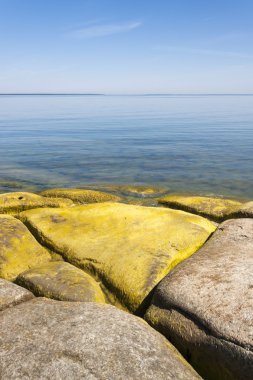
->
[{"left": 0, "top": 94, "right": 252, "bottom": 199}]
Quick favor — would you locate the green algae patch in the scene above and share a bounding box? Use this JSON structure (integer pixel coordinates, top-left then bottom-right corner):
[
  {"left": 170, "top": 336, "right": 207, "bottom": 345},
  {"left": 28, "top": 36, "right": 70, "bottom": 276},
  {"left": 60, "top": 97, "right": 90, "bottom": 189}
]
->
[
  {"left": 40, "top": 188, "right": 121, "bottom": 204},
  {"left": 19, "top": 202, "right": 215, "bottom": 313},
  {"left": 0, "top": 215, "right": 51, "bottom": 281},
  {"left": 16, "top": 261, "right": 106, "bottom": 303},
  {"left": 158, "top": 195, "right": 242, "bottom": 222},
  {"left": 0, "top": 191, "right": 74, "bottom": 215}
]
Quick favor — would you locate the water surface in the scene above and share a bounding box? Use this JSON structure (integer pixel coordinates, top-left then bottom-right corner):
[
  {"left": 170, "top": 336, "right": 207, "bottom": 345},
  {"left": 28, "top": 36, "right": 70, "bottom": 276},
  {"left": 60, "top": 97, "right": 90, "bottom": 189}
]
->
[{"left": 0, "top": 94, "right": 252, "bottom": 199}]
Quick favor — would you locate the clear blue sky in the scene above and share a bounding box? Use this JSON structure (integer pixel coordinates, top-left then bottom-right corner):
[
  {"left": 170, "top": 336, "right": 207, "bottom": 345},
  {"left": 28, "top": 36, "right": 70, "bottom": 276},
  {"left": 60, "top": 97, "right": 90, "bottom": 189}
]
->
[{"left": 0, "top": 0, "right": 253, "bottom": 93}]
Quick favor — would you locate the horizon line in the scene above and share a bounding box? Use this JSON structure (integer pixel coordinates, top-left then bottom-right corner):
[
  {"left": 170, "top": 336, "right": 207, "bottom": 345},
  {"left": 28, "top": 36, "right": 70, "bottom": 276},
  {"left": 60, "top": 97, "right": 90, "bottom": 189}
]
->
[{"left": 1, "top": 92, "right": 253, "bottom": 96}]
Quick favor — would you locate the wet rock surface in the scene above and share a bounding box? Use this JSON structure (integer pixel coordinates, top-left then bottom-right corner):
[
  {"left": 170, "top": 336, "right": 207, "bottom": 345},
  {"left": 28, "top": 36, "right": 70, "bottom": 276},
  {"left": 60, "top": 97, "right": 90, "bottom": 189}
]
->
[
  {"left": 19, "top": 202, "right": 215, "bottom": 312},
  {"left": 145, "top": 218, "right": 253, "bottom": 380},
  {"left": 41, "top": 188, "right": 121, "bottom": 203},
  {"left": 0, "top": 298, "right": 201, "bottom": 380}
]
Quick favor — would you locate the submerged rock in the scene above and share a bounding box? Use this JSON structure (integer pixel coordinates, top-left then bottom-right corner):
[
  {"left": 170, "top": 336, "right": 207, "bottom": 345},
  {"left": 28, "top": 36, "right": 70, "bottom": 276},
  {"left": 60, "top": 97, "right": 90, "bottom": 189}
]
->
[
  {"left": 0, "top": 215, "right": 51, "bottom": 281},
  {"left": 0, "top": 299, "right": 201, "bottom": 380},
  {"left": 0, "top": 278, "right": 34, "bottom": 311},
  {"left": 0, "top": 191, "right": 74, "bottom": 215},
  {"left": 19, "top": 202, "right": 215, "bottom": 313},
  {"left": 41, "top": 188, "right": 121, "bottom": 203},
  {"left": 145, "top": 219, "right": 253, "bottom": 380},
  {"left": 158, "top": 194, "right": 242, "bottom": 222},
  {"left": 16, "top": 261, "right": 106, "bottom": 303}
]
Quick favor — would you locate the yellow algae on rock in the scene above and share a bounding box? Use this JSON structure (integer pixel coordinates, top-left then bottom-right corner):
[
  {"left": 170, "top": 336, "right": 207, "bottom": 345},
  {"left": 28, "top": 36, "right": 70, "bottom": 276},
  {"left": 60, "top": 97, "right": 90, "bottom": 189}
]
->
[
  {"left": 0, "top": 215, "right": 50, "bottom": 281},
  {"left": 0, "top": 191, "right": 74, "bottom": 215},
  {"left": 228, "top": 201, "right": 253, "bottom": 219},
  {"left": 16, "top": 261, "right": 106, "bottom": 303},
  {"left": 158, "top": 194, "right": 242, "bottom": 222},
  {"left": 19, "top": 202, "right": 215, "bottom": 312},
  {"left": 41, "top": 188, "right": 121, "bottom": 204}
]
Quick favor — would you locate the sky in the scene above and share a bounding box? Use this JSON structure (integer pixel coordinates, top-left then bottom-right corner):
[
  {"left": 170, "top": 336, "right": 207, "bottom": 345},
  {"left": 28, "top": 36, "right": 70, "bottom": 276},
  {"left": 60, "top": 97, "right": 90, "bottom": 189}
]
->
[{"left": 0, "top": 0, "right": 253, "bottom": 94}]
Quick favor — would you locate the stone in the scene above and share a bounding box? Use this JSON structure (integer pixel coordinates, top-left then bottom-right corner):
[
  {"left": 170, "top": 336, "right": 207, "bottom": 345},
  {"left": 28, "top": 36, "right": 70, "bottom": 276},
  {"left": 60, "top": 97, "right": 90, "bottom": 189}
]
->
[
  {"left": 0, "top": 278, "right": 34, "bottom": 311},
  {"left": 0, "top": 191, "right": 74, "bottom": 215},
  {"left": 19, "top": 202, "right": 215, "bottom": 313},
  {"left": 145, "top": 219, "right": 253, "bottom": 380},
  {"left": 228, "top": 201, "right": 253, "bottom": 219},
  {"left": 0, "top": 215, "right": 51, "bottom": 281},
  {"left": 0, "top": 299, "right": 201, "bottom": 380},
  {"left": 16, "top": 261, "right": 106, "bottom": 303},
  {"left": 158, "top": 194, "right": 242, "bottom": 222},
  {"left": 41, "top": 188, "right": 121, "bottom": 203}
]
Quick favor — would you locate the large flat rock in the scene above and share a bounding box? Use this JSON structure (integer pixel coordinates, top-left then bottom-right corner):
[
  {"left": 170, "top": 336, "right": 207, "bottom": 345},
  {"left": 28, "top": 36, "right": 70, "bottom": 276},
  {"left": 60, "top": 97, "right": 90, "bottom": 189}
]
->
[
  {"left": 0, "top": 298, "right": 201, "bottom": 379},
  {"left": 17, "top": 261, "right": 106, "bottom": 303},
  {"left": 41, "top": 188, "right": 121, "bottom": 203},
  {"left": 19, "top": 202, "right": 215, "bottom": 312},
  {"left": 0, "top": 278, "right": 34, "bottom": 311},
  {"left": 145, "top": 219, "right": 253, "bottom": 380},
  {"left": 0, "top": 215, "right": 51, "bottom": 281},
  {"left": 0, "top": 191, "right": 74, "bottom": 214},
  {"left": 158, "top": 194, "right": 242, "bottom": 222}
]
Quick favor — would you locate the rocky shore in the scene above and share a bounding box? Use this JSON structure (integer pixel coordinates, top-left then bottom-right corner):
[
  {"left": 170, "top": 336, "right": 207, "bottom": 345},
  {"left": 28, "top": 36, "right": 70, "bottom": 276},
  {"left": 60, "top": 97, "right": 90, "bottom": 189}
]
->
[{"left": 0, "top": 187, "right": 252, "bottom": 379}]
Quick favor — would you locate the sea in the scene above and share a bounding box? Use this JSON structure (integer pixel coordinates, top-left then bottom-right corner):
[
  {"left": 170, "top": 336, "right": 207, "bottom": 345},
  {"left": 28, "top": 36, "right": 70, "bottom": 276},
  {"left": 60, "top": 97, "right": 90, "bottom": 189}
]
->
[{"left": 0, "top": 94, "right": 252, "bottom": 199}]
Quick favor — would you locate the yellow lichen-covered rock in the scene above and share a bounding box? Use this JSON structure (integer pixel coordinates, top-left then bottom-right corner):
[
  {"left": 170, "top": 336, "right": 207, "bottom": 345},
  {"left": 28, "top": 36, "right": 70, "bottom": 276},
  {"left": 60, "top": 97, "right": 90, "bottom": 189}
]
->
[
  {"left": 0, "top": 215, "right": 51, "bottom": 281},
  {"left": 16, "top": 261, "right": 106, "bottom": 303},
  {"left": 19, "top": 203, "right": 215, "bottom": 313},
  {"left": 0, "top": 192, "right": 74, "bottom": 215},
  {"left": 40, "top": 188, "right": 121, "bottom": 204},
  {"left": 158, "top": 195, "right": 242, "bottom": 222},
  {"left": 228, "top": 201, "right": 253, "bottom": 219}
]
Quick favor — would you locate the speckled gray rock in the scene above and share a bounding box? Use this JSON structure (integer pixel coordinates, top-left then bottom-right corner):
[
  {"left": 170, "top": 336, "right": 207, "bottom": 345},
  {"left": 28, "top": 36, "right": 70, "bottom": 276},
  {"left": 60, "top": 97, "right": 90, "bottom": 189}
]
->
[
  {"left": 0, "top": 278, "right": 34, "bottom": 311},
  {"left": 0, "top": 298, "right": 201, "bottom": 380},
  {"left": 145, "top": 219, "right": 253, "bottom": 380}
]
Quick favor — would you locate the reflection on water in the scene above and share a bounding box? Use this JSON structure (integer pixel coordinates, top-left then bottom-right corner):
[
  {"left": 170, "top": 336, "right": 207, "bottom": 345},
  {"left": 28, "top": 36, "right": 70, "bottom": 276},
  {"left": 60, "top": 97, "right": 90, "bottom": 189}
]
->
[{"left": 0, "top": 94, "right": 253, "bottom": 199}]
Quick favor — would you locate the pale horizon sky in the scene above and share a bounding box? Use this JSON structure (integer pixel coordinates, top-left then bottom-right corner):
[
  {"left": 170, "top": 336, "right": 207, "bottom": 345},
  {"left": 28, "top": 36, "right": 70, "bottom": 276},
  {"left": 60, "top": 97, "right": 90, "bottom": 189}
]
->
[{"left": 0, "top": 0, "right": 253, "bottom": 94}]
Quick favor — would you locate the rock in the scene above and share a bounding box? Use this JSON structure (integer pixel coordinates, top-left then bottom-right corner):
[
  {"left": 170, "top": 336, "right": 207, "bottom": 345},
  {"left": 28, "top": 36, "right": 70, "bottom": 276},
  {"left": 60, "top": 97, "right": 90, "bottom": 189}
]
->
[
  {"left": 16, "top": 261, "right": 106, "bottom": 303},
  {"left": 228, "top": 201, "right": 253, "bottom": 219},
  {"left": 0, "top": 278, "right": 34, "bottom": 311},
  {"left": 0, "top": 215, "right": 51, "bottom": 281},
  {"left": 19, "top": 202, "right": 215, "bottom": 313},
  {"left": 0, "top": 299, "right": 201, "bottom": 380},
  {"left": 145, "top": 219, "right": 253, "bottom": 380},
  {"left": 158, "top": 194, "right": 242, "bottom": 222},
  {"left": 40, "top": 188, "right": 121, "bottom": 203},
  {"left": 0, "top": 191, "right": 74, "bottom": 215},
  {"left": 94, "top": 184, "right": 169, "bottom": 198}
]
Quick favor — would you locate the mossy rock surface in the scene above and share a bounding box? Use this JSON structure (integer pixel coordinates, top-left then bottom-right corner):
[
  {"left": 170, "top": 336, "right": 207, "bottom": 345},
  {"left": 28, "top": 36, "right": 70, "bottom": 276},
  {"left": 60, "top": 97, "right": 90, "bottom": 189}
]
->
[
  {"left": 19, "top": 202, "right": 215, "bottom": 313},
  {"left": 158, "top": 194, "right": 242, "bottom": 222},
  {"left": 87, "top": 184, "right": 169, "bottom": 198},
  {"left": 0, "top": 191, "right": 74, "bottom": 215},
  {"left": 145, "top": 219, "right": 253, "bottom": 380},
  {"left": 40, "top": 188, "right": 121, "bottom": 204},
  {"left": 0, "top": 299, "right": 201, "bottom": 380},
  {"left": 17, "top": 261, "right": 105, "bottom": 303},
  {"left": 0, "top": 215, "right": 51, "bottom": 281},
  {"left": 0, "top": 278, "right": 34, "bottom": 311},
  {"left": 228, "top": 201, "right": 253, "bottom": 219}
]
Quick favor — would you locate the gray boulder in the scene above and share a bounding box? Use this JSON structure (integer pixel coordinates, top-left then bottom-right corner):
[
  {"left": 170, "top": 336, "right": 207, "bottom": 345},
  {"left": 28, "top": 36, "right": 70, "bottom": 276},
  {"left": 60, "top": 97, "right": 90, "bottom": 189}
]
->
[
  {"left": 0, "top": 298, "right": 201, "bottom": 380},
  {"left": 0, "top": 278, "right": 34, "bottom": 311},
  {"left": 145, "top": 219, "right": 253, "bottom": 380}
]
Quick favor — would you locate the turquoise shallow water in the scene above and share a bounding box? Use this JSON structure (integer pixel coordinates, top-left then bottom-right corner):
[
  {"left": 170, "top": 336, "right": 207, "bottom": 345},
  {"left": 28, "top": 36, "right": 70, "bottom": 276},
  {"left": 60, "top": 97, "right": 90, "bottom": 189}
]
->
[{"left": 0, "top": 94, "right": 252, "bottom": 198}]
